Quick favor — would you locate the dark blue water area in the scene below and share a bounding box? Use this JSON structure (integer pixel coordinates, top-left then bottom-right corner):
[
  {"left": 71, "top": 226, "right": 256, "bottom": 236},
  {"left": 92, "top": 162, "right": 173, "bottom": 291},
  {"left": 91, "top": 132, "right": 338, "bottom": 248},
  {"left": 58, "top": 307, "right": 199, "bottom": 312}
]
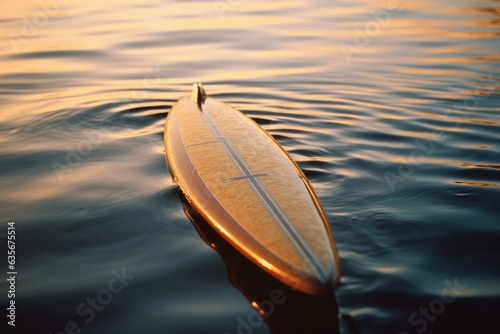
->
[{"left": 1, "top": 0, "right": 499, "bottom": 333}]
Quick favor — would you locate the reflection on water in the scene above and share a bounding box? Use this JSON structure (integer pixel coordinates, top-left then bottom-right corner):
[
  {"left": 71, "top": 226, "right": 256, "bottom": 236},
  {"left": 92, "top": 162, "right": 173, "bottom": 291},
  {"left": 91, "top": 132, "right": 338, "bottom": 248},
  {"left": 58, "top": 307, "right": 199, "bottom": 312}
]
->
[
  {"left": 0, "top": 0, "right": 499, "bottom": 333},
  {"left": 182, "top": 194, "right": 340, "bottom": 334}
]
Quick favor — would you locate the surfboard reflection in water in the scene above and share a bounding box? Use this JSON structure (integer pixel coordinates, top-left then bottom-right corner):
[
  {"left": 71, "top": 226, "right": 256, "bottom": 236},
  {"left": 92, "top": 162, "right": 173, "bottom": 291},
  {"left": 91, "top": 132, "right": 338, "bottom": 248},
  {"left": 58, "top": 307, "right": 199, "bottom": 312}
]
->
[{"left": 179, "top": 193, "right": 340, "bottom": 334}]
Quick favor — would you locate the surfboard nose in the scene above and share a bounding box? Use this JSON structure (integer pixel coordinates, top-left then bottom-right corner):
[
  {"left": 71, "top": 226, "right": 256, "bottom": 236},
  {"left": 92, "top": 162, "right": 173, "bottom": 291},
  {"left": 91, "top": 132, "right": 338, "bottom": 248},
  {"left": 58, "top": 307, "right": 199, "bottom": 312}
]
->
[{"left": 279, "top": 235, "right": 340, "bottom": 295}]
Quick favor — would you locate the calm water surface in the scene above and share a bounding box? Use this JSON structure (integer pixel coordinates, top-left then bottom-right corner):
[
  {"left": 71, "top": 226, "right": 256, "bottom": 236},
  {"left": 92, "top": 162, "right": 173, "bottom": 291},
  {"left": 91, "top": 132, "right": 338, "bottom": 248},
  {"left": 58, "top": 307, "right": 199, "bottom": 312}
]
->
[{"left": 0, "top": 0, "right": 499, "bottom": 333}]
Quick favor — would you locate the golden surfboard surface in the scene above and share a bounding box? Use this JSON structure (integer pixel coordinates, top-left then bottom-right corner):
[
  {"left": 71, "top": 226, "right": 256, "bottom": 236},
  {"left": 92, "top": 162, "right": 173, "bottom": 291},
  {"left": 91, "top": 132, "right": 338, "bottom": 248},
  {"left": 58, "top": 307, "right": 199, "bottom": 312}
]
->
[{"left": 164, "top": 83, "right": 340, "bottom": 295}]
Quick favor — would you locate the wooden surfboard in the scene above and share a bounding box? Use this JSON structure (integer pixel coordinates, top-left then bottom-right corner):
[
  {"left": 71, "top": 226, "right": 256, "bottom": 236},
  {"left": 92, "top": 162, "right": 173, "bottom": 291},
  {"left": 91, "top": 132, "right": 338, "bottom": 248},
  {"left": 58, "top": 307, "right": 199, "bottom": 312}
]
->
[{"left": 164, "top": 83, "right": 340, "bottom": 295}]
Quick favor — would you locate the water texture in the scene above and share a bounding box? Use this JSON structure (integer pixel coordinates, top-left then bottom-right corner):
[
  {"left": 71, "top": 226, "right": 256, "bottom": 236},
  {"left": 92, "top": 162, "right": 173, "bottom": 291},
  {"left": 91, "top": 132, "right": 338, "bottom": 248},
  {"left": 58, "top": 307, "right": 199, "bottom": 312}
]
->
[{"left": 0, "top": 0, "right": 499, "bottom": 333}]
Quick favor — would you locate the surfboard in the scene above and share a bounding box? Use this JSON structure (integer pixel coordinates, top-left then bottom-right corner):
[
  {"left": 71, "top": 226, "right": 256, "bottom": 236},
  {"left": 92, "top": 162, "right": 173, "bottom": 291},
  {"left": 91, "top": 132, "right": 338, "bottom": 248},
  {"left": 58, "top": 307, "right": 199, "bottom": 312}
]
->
[{"left": 164, "top": 83, "right": 340, "bottom": 295}]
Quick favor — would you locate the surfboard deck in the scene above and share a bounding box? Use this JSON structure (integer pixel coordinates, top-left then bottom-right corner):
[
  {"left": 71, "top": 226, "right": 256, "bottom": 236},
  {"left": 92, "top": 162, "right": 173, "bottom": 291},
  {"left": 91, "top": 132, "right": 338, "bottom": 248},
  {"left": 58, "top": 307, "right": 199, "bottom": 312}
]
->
[{"left": 164, "top": 83, "right": 340, "bottom": 295}]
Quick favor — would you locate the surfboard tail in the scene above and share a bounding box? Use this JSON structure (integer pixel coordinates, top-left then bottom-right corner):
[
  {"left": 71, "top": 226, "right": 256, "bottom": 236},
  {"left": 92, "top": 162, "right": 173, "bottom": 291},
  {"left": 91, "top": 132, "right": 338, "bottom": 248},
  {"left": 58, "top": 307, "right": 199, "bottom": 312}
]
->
[{"left": 191, "top": 83, "right": 207, "bottom": 109}]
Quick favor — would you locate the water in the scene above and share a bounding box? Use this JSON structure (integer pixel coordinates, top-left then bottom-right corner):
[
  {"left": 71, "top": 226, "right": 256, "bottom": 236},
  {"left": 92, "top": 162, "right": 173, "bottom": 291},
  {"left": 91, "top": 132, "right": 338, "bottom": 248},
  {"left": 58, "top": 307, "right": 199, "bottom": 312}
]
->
[{"left": 0, "top": 0, "right": 499, "bottom": 333}]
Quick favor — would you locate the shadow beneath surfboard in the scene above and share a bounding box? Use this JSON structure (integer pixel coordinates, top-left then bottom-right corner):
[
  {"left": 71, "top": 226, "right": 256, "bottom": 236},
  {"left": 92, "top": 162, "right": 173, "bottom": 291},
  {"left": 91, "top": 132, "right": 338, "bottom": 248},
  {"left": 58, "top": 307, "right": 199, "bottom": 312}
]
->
[{"left": 179, "top": 192, "right": 340, "bottom": 334}]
